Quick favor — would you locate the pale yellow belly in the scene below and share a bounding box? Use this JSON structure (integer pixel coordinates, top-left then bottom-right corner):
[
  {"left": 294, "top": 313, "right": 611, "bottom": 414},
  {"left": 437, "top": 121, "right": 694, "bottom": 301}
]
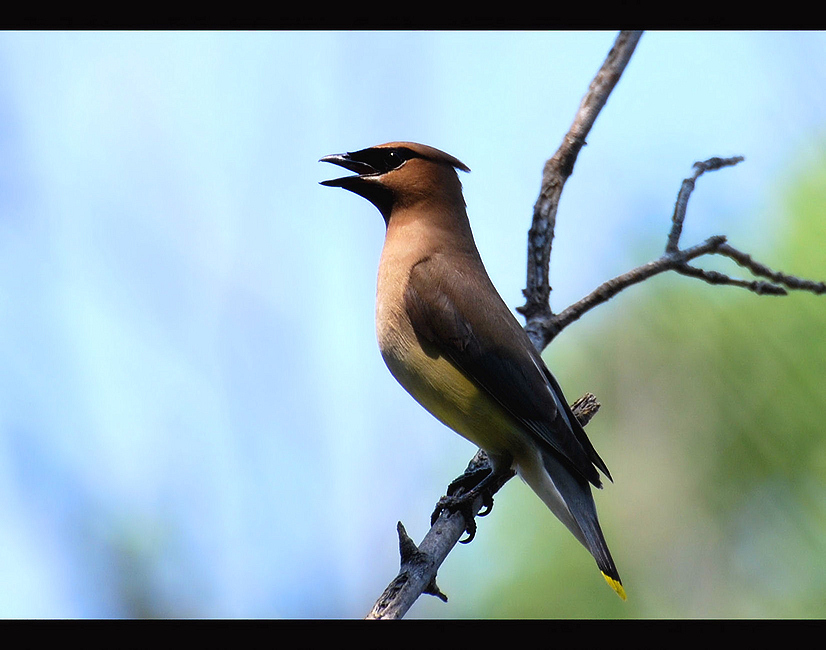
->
[{"left": 380, "top": 341, "right": 529, "bottom": 466}]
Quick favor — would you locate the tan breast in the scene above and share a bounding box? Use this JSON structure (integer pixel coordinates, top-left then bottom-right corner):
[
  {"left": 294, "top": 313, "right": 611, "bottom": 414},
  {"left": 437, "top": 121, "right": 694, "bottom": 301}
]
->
[{"left": 373, "top": 219, "right": 529, "bottom": 463}]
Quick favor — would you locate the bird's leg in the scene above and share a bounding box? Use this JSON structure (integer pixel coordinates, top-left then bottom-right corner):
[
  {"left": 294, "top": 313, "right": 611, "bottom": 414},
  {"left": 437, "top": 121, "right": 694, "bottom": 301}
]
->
[{"left": 431, "top": 453, "right": 515, "bottom": 543}]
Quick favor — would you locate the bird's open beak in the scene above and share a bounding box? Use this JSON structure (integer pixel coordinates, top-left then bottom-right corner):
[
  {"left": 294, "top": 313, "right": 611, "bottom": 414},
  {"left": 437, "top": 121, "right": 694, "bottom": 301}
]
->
[{"left": 319, "top": 153, "right": 379, "bottom": 187}]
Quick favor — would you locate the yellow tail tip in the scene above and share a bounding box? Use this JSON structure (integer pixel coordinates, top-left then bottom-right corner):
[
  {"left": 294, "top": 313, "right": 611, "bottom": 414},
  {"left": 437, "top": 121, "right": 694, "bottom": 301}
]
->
[{"left": 602, "top": 572, "right": 627, "bottom": 601}]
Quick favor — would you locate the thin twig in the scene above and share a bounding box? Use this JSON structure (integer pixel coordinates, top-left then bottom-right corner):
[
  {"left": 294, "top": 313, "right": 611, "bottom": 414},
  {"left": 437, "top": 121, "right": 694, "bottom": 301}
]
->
[
  {"left": 716, "top": 243, "right": 826, "bottom": 294},
  {"left": 667, "top": 157, "right": 744, "bottom": 253},
  {"left": 544, "top": 155, "right": 826, "bottom": 339}
]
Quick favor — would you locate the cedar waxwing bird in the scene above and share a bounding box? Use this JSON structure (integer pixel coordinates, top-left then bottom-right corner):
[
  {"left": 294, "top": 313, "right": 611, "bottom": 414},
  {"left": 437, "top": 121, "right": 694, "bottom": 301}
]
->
[{"left": 320, "top": 142, "right": 625, "bottom": 600}]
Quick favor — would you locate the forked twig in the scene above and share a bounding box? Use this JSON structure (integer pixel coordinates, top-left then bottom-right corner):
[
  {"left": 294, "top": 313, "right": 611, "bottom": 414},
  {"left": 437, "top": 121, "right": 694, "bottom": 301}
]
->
[{"left": 544, "top": 156, "right": 825, "bottom": 340}]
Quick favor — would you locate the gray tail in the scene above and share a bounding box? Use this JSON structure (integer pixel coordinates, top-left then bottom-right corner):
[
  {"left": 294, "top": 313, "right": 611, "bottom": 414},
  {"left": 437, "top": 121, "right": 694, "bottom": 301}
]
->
[{"left": 541, "top": 450, "right": 626, "bottom": 600}]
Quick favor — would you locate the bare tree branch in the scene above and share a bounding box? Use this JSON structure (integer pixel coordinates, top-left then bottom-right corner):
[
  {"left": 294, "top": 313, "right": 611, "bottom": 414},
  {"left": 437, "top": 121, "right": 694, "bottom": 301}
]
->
[
  {"left": 367, "top": 30, "right": 826, "bottom": 619},
  {"left": 544, "top": 155, "right": 826, "bottom": 339},
  {"left": 518, "top": 30, "right": 643, "bottom": 352}
]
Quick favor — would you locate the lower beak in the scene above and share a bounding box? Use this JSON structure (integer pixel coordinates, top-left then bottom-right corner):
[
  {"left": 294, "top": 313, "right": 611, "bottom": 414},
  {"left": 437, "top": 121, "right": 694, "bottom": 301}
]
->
[{"left": 319, "top": 153, "right": 378, "bottom": 186}]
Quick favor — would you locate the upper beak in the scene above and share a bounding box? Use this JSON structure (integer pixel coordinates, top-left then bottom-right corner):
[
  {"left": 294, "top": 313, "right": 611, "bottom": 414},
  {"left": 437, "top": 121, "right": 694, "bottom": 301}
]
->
[{"left": 319, "top": 153, "right": 378, "bottom": 186}]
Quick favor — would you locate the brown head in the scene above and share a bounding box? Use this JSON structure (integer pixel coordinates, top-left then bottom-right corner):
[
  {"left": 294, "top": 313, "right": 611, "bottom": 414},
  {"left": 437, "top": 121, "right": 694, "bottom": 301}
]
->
[{"left": 320, "top": 142, "right": 471, "bottom": 224}]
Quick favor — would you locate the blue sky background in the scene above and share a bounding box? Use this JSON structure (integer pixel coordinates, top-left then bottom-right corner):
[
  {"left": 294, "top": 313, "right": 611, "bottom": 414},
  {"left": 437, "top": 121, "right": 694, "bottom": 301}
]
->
[{"left": 0, "top": 31, "right": 824, "bottom": 618}]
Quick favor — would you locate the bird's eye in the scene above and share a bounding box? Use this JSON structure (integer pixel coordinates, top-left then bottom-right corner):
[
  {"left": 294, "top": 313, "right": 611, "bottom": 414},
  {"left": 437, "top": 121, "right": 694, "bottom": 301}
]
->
[
  {"left": 385, "top": 150, "right": 405, "bottom": 170},
  {"left": 353, "top": 146, "right": 417, "bottom": 174}
]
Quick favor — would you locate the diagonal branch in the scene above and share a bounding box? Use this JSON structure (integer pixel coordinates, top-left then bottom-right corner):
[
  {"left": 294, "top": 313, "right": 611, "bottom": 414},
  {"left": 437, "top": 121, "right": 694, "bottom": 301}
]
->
[
  {"left": 366, "top": 394, "right": 601, "bottom": 620},
  {"left": 518, "top": 30, "right": 643, "bottom": 352}
]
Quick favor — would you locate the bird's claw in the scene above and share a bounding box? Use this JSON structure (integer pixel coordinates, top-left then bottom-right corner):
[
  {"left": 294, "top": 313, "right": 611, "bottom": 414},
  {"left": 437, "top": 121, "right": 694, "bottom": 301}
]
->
[
  {"left": 430, "top": 476, "right": 496, "bottom": 543},
  {"left": 477, "top": 490, "right": 494, "bottom": 517}
]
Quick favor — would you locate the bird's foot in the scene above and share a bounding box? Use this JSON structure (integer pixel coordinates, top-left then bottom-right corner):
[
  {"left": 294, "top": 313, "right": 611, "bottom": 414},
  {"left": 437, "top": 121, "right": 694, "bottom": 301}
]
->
[{"left": 431, "top": 465, "right": 497, "bottom": 544}]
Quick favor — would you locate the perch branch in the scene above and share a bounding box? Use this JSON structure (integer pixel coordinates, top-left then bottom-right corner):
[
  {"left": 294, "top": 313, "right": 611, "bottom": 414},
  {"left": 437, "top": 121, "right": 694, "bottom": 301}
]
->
[{"left": 366, "top": 394, "right": 601, "bottom": 620}]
